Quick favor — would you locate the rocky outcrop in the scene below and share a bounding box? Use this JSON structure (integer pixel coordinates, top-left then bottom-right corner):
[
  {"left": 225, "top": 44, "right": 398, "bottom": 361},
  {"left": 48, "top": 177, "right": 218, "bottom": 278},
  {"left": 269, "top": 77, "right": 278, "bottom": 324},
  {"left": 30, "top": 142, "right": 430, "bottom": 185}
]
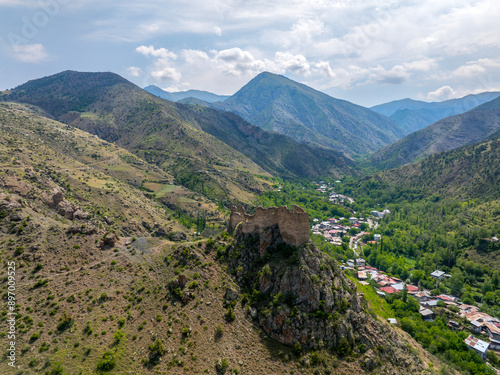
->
[
  {"left": 45, "top": 189, "right": 90, "bottom": 220},
  {"left": 223, "top": 223, "right": 425, "bottom": 373},
  {"left": 229, "top": 205, "right": 309, "bottom": 247}
]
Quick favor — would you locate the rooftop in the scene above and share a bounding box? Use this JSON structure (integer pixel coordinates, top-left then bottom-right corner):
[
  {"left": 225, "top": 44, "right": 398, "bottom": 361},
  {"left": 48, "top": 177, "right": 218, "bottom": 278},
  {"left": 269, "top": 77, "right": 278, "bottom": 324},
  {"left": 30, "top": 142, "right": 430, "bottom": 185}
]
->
[{"left": 464, "top": 335, "right": 489, "bottom": 354}]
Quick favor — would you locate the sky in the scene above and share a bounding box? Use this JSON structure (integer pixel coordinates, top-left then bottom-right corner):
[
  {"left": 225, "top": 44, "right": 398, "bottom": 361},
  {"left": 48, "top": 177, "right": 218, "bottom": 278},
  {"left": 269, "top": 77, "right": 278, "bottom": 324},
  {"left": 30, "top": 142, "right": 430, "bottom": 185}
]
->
[{"left": 1, "top": 0, "right": 500, "bottom": 107}]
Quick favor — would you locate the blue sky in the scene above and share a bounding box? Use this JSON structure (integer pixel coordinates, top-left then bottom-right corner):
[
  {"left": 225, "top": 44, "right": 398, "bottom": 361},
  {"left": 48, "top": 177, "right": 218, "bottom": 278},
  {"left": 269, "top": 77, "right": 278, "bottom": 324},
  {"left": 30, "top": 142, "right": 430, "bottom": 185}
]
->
[{"left": 1, "top": 0, "right": 500, "bottom": 106}]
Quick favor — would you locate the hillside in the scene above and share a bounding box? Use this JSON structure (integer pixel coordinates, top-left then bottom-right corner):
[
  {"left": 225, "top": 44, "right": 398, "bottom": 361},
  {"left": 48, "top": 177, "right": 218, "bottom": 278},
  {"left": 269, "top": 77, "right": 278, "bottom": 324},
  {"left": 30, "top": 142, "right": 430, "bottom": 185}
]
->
[
  {"left": 2, "top": 71, "right": 353, "bottom": 203},
  {"left": 173, "top": 103, "right": 354, "bottom": 178},
  {"left": 0, "top": 102, "right": 448, "bottom": 374},
  {"left": 211, "top": 72, "right": 407, "bottom": 155},
  {"left": 144, "top": 85, "right": 230, "bottom": 103},
  {"left": 370, "top": 96, "right": 500, "bottom": 169},
  {"left": 371, "top": 92, "right": 500, "bottom": 133},
  {"left": 378, "top": 129, "right": 500, "bottom": 200}
]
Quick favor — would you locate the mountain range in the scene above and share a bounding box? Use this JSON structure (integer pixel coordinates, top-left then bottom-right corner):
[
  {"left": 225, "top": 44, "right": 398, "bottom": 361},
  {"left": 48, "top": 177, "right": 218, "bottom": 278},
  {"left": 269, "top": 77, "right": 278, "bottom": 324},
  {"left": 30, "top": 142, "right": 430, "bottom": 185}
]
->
[
  {"left": 172, "top": 72, "right": 408, "bottom": 156},
  {"left": 1, "top": 71, "right": 353, "bottom": 203},
  {"left": 371, "top": 92, "right": 500, "bottom": 134},
  {"left": 370, "top": 95, "right": 500, "bottom": 170},
  {"left": 144, "top": 85, "right": 230, "bottom": 103}
]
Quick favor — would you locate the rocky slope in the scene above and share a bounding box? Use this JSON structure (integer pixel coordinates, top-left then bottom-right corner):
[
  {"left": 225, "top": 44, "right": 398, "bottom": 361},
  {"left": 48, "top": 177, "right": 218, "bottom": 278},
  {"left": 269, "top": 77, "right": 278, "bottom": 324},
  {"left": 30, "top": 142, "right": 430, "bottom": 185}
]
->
[{"left": 219, "top": 218, "right": 442, "bottom": 374}]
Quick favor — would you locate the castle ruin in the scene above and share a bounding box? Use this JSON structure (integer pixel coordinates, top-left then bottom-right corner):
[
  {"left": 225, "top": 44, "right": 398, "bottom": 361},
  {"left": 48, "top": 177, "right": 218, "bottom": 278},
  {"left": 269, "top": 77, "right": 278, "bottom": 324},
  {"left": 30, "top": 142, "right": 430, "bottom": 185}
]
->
[{"left": 229, "top": 205, "right": 309, "bottom": 247}]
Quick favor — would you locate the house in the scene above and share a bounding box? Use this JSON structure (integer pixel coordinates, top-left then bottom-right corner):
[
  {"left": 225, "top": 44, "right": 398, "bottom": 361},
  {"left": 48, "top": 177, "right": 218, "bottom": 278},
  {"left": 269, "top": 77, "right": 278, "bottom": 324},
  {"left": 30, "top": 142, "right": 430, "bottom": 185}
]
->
[
  {"left": 436, "top": 294, "right": 457, "bottom": 302},
  {"left": 470, "top": 320, "right": 483, "bottom": 333},
  {"left": 380, "top": 286, "right": 398, "bottom": 294},
  {"left": 459, "top": 304, "right": 480, "bottom": 315},
  {"left": 464, "top": 335, "right": 489, "bottom": 360},
  {"left": 388, "top": 318, "right": 397, "bottom": 324},
  {"left": 349, "top": 217, "right": 358, "bottom": 225},
  {"left": 449, "top": 321, "right": 461, "bottom": 330},
  {"left": 357, "top": 271, "right": 367, "bottom": 280},
  {"left": 419, "top": 308, "right": 435, "bottom": 321},
  {"left": 356, "top": 258, "right": 365, "bottom": 267},
  {"left": 414, "top": 291, "right": 430, "bottom": 302},
  {"left": 406, "top": 285, "right": 419, "bottom": 293},
  {"left": 376, "top": 291, "right": 386, "bottom": 297},
  {"left": 485, "top": 323, "right": 500, "bottom": 350},
  {"left": 374, "top": 234, "right": 381, "bottom": 241},
  {"left": 422, "top": 300, "right": 439, "bottom": 309},
  {"left": 430, "top": 270, "right": 445, "bottom": 281}
]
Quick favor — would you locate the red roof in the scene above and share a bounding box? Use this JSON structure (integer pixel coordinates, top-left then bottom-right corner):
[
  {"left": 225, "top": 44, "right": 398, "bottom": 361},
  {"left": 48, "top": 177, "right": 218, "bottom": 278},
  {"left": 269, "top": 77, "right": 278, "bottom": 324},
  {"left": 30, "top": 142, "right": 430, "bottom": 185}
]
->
[
  {"left": 407, "top": 285, "right": 418, "bottom": 291},
  {"left": 380, "top": 286, "right": 398, "bottom": 294},
  {"left": 437, "top": 295, "right": 454, "bottom": 301}
]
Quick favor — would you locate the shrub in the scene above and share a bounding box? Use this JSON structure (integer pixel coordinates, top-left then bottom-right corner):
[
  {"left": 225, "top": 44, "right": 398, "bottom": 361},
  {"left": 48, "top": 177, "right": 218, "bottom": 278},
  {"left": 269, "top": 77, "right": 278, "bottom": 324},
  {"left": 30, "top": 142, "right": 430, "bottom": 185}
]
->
[
  {"left": 225, "top": 307, "right": 235, "bottom": 322},
  {"left": 114, "top": 330, "right": 124, "bottom": 342},
  {"left": 56, "top": 312, "right": 73, "bottom": 332},
  {"left": 214, "top": 324, "right": 224, "bottom": 339},
  {"left": 97, "top": 351, "right": 116, "bottom": 371}
]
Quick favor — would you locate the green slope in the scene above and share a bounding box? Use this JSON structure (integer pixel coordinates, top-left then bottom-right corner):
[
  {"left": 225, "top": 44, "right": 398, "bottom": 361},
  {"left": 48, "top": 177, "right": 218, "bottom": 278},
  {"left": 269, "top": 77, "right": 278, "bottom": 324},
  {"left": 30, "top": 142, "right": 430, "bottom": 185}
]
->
[
  {"left": 370, "top": 96, "right": 500, "bottom": 170},
  {"left": 3, "top": 71, "right": 354, "bottom": 202}
]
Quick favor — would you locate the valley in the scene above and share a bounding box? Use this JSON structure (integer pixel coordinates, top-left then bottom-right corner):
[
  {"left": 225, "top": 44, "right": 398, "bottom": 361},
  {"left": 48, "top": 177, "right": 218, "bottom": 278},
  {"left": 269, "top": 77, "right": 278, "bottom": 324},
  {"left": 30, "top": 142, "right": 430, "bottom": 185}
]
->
[{"left": 1, "top": 69, "right": 500, "bottom": 375}]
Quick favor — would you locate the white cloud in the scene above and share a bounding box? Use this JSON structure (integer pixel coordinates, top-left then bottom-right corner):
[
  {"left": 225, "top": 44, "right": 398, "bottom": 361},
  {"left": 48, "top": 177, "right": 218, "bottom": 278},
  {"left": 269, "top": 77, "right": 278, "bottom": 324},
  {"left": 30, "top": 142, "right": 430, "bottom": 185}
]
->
[
  {"left": 275, "top": 52, "right": 311, "bottom": 76},
  {"left": 427, "top": 85, "right": 457, "bottom": 101},
  {"left": 314, "top": 61, "right": 335, "bottom": 78},
  {"left": 452, "top": 64, "right": 485, "bottom": 78},
  {"left": 127, "top": 66, "right": 142, "bottom": 77},
  {"left": 10, "top": 44, "right": 47, "bottom": 63},
  {"left": 136, "top": 45, "right": 176, "bottom": 60},
  {"left": 151, "top": 67, "right": 181, "bottom": 82}
]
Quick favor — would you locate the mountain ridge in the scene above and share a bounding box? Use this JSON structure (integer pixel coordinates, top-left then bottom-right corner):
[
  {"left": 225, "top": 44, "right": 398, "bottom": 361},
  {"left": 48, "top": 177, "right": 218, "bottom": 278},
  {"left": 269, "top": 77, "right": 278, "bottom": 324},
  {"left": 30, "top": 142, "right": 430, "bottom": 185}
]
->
[
  {"left": 144, "top": 85, "right": 230, "bottom": 103},
  {"left": 2, "top": 70, "right": 354, "bottom": 203},
  {"left": 204, "top": 72, "right": 408, "bottom": 156},
  {"left": 371, "top": 92, "right": 500, "bottom": 133},
  {"left": 370, "top": 96, "right": 500, "bottom": 170}
]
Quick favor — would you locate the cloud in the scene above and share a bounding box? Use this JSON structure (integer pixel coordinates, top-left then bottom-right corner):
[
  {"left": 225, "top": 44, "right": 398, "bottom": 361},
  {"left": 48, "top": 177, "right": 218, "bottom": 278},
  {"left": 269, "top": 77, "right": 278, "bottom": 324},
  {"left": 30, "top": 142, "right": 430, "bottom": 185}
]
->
[
  {"left": 136, "top": 45, "right": 181, "bottom": 83},
  {"left": 127, "top": 66, "right": 142, "bottom": 77},
  {"left": 136, "top": 45, "right": 176, "bottom": 60},
  {"left": 151, "top": 67, "right": 181, "bottom": 82},
  {"left": 275, "top": 52, "right": 311, "bottom": 76},
  {"left": 10, "top": 43, "right": 47, "bottom": 63},
  {"left": 427, "top": 85, "right": 457, "bottom": 101}
]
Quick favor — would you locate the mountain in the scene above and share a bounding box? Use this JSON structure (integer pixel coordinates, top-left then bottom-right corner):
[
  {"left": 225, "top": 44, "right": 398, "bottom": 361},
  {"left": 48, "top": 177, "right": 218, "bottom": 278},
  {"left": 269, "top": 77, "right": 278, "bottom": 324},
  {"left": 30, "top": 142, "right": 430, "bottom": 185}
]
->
[
  {"left": 2, "top": 71, "right": 353, "bottom": 203},
  {"left": 371, "top": 92, "right": 500, "bottom": 133},
  {"left": 0, "top": 102, "right": 442, "bottom": 374},
  {"left": 370, "top": 96, "right": 500, "bottom": 170},
  {"left": 210, "top": 72, "right": 407, "bottom": 155},
  {"left": 145, "top": 84, "right": 230, "bottom": 102},
  {"left": 378, "top": 129, "right": 500, "bottom": 200}
]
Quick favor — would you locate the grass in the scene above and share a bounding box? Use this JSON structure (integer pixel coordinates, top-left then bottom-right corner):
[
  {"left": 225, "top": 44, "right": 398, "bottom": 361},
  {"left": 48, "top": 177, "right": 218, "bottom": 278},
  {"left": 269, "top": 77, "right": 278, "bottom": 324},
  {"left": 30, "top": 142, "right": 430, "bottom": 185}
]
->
[{"left": 348, "top": 276, "right": 395, "bottom": 320}]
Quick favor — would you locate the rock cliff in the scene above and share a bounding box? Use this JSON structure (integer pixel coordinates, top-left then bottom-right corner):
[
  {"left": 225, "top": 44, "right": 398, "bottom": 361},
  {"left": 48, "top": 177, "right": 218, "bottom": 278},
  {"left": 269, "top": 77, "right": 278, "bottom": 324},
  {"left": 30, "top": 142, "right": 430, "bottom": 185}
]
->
[{"left": 222, "top": 219, "right": 432, "bottom": 373}]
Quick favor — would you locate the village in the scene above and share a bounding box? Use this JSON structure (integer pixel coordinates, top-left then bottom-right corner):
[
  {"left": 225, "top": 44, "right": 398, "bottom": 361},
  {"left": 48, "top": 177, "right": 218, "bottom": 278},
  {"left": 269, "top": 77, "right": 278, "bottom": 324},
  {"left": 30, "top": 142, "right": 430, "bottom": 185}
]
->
[{"left": 309, "top": 181, "right": 500, "bottom": 366}]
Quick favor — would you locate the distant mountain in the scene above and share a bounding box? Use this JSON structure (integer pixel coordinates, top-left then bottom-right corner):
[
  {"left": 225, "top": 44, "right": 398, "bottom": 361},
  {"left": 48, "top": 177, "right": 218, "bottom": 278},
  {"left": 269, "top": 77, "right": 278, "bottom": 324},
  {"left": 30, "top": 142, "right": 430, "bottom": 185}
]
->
[
  {"left": 210, "top": 72, "right": 406, "bottom": 155},
  {"left": 371, "top": 92, "right": 500, "bottom": 133},
  {"left": 145, "top": 85, "right": 230, "bottom": 103},
  {"left": 2, "top": 71, "right": 353, "bottom": 202},
  {"left": 371, "top": 96, "right": 500, "bottom": 170},
  {"left": 380, "top": 129, "right": 500, "bottom": 200}
]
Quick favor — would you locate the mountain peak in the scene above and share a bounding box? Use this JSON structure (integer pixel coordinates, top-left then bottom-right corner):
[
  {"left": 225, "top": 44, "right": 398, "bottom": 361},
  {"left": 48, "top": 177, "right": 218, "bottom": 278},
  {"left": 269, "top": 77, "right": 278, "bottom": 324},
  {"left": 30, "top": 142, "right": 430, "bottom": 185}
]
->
[{"left": 214, "top": 72, "right": 406, "bottom": 155}]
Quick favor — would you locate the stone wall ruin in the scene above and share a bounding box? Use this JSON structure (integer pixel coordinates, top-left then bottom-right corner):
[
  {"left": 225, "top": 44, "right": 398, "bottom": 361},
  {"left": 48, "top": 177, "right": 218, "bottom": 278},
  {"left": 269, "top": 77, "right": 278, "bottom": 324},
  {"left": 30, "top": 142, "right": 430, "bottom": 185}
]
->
[{"left": 229, "top": 205, "right": 309, "bottom": 247}]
